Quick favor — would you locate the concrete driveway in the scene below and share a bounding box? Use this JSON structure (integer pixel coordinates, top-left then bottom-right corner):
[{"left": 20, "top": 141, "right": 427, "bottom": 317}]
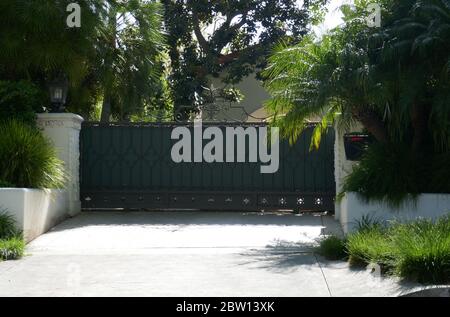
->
[{"left": 0, "top": 212, "right": 421, "bottom": 297}]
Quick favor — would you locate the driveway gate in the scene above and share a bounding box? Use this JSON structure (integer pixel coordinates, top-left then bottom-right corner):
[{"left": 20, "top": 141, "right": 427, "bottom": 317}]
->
[{"left": 80, "top": 122, "right": 335, "bottom": 211}]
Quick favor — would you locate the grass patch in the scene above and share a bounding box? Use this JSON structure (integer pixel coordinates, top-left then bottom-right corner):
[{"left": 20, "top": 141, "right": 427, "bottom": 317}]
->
[
  {"left": 0, "top": 236, "right": 25, "bottom": 261},
  {"left": 0, "top": 209, "right": 25, "bottom": 261},
  {"left": 316, "top": 236, "right": 347, "bottom": 260}
]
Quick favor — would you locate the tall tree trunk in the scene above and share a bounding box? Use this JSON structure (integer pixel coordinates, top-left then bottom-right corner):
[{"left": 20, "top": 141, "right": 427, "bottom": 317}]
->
[
  {"left": 354, "top": 107, "right": 388, "bottom": 144},
  {"left": 100, "top": 6, "right": 117, "bottom": 123},
  {"left": 100, "top": 93, "right": 111, "bottom": 123}
]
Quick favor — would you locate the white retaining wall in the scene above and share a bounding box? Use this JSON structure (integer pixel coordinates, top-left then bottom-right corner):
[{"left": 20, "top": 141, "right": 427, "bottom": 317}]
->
[
  {"left": 0, "top": 113, "right": 83, "bottom": 242},
  {"left": 334, "top": 122, "right": 450, "bottom": 233},
  {"left": 0, "top": 189, "right": 68, "bottom": 242},
  {"left": 339, "top": 192, "right": 450, "bottom": 233}
]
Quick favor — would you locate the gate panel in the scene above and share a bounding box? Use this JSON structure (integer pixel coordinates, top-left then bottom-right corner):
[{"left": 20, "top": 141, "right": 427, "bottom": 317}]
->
[{"left": 80, "top": 123, "right": 335, "bottom": 211}]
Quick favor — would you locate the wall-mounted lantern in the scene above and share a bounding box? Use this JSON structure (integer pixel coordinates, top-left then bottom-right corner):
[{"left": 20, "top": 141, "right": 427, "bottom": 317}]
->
[{"left": 48, "top": 74, "right": 69, "bottom": 113}]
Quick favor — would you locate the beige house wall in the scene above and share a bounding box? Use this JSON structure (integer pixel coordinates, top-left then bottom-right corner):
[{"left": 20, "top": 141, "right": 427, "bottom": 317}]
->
[{"left": 206, "top": 73, "right": 271, "bottom": 122}]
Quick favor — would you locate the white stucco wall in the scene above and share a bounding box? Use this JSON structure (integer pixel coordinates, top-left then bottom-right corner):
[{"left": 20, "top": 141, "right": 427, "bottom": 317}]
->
[
  {"left": 334, "top": 122, "right": 362, "bottom": 220},
  {"left": 0, "top": 189, "right": 68, "bottom": 242},
  {"left": 334, "top": 121, "right": 450, "bottom": 233},
  {"left": 340, "top": 192, "right": 450, "bottom": 233},
  {"left": 37, "top": 113, "right": 83, "bottom": 216}
]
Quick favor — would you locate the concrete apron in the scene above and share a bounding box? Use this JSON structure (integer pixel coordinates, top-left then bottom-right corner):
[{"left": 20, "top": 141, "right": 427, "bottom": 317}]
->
[{"left": 0, "top": 212, "right": 426, "bottom": 297}]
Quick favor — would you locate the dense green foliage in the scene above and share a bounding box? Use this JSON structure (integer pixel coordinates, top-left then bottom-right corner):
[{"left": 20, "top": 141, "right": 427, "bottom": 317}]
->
[
  {"left": 0, "top": 180, "right": 15, "bottom": 188},
  {"left": 342, "top": 143, "right": 423, "bottom": 206},
  {"left": 0, "top": 80, "right": 45, "bottom": 125},
  {"left": 0, "top": 121, "right": 66, "bottom": 189},
  {"left": 0, "top": 1, "right": 332, "bottom": 121},
  {"left": 162, "top": 0, "right": 327, "bottom": 115},
  {"left": 263, "top": 0, "right": 450, "bottom": 204},
  {"left": 0, "top": 0, "right": 168, "bottom": 122}
]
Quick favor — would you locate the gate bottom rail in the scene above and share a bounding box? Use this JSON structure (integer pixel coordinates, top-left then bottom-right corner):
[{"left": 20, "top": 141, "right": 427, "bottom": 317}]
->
[{"left": 81, "top": 190, "right": 335, "bottom": 212}]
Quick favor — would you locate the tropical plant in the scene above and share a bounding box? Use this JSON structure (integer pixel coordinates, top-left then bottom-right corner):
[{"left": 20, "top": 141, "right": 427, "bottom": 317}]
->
[
  {"left": 97, "top": 0, "right": 167, "bottom": 122},
  {"left": 263, "top": 0, "right": 450, "bottom": 204},
  {"left": 371, "top": 0, "right": 450, "bottom": 153},
  {"left": 0, "top": 1, "right": 168, "bottom": 122},
  {"left": 0, "top": 120, "right": 66, "bottom": 189},
  {"left": 0, "top": 0, "right": 102, "bottom": 82}
]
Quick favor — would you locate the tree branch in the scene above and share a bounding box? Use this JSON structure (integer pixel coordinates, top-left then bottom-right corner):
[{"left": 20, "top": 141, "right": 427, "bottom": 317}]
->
[
  {"left": 191, "top": 8, "right": 210, "bottom": 53},
  {"left": 210, "top": 13, "right": 248, "bottom": 53}
]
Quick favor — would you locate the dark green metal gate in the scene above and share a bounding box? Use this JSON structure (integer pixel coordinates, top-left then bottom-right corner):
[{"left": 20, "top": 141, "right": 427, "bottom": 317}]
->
[{"left": 80, "top": 122, "right": 335, "bottom": 211}]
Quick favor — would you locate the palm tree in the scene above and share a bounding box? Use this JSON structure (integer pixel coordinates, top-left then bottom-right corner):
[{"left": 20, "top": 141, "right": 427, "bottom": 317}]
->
[
  {"left": 97, "top": 0, "right": 166, "bottom": 122},
  {"left": 263, "top": 26, "right": 385, "bottom": 149},
  {"left": 0, "top": 0, "right": 102, "bottom": 82},
  {"left": 263, "top": 0, "right": 450, "bottom": 154},
  {"left": 0, "top": 0, "right": 166, "bottom": 122},
  {"left": 373, "top": 0, "right": 450, "bottom": 153}
]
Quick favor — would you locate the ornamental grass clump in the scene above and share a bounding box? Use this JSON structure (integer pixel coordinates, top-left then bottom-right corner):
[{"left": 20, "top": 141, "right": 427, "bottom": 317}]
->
[
  {"left": 346, "top": 227, "right": 394, "bottom": 270},
  {"left": 0, "top": 120, "right": 66, "bottom": 189},
  {"left": 389, "top": 217, "right": 450, "bottom": 284},
  {"left": 316, "top": 235, "right": 348, "bottom": 261},
  {"left": 346, "top": 215, "right": 450, "bottom": 284},
  {"left": 0, "top": 211, "right": 18, "bottom": 239}
]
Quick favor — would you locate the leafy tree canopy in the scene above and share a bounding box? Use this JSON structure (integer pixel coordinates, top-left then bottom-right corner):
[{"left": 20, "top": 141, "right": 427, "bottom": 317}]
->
[
  {"left": 0, "top": 0, "right": 168, "bottom": 122},
  {"left": 162, "top": 0, "right": 328, "bottom": 111}
]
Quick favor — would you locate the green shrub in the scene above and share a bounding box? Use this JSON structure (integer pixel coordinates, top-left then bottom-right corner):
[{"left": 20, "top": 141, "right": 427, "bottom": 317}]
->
[
  {"left": 342, "top": 143, "right": 421, "bottom": 208},
  {"left": 0, "top": 210, "right": 18, "bottom": 239},
  {"left": 316, "top": 236, "right": 347, "bottom": 260},
  {"left": 0, "top": 236, "right": 25, "bottom": 261},
  {"left": 390, "top": 217, "right": 450, "bottom": 284},
  {"left": 0, "top": 120, "right": 66, "bottom": 189},
  {"left": 343, "top": 143, "right": 450, "bottom": 207},
  {"left": 0, "top": 80, "right": 45, "bottom": 126}
]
